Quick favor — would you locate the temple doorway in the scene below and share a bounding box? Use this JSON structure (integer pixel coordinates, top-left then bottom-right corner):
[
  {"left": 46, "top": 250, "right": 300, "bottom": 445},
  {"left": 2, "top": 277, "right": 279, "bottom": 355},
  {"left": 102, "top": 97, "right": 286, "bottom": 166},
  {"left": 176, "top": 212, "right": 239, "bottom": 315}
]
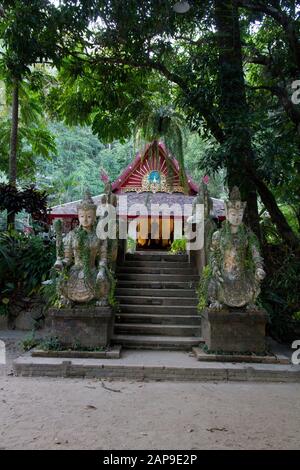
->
[{"left": 136, "top": 216, "right": 175, "bottom": 250}]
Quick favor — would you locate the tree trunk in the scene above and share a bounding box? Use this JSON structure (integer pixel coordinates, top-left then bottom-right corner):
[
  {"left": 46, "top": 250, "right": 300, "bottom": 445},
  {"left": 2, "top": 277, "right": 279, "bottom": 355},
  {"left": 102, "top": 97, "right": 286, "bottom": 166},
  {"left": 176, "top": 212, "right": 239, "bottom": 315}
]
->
[
  {"left": 214, "top": 0, "right": 261, "bottom": 238},
  {"left": 7, "top": 77, "right": 19, "bottom": 230},
  {"left": 213, "top": 0, "right": 299, "bottom": 249},
  {"left": 246, "top": 165, "right": 300, "bottom": 250}
]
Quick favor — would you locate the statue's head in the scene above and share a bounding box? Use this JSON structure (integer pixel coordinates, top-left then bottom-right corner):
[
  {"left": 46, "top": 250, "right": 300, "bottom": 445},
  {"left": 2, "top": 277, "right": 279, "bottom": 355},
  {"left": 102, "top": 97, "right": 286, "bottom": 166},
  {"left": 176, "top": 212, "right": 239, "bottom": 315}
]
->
[
  {"left": 77, "top": 191, "right": 97, "bottom": 230},
  {"left": 225, "top": 187, "right": 247, "bottom": 227}
]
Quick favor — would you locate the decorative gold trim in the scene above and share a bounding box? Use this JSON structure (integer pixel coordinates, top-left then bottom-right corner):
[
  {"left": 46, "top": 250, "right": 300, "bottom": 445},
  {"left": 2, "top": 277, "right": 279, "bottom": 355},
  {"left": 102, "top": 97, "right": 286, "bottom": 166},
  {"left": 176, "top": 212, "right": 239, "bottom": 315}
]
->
[{"left": 122, "top": 171, "right": 185, "bottom": 194}]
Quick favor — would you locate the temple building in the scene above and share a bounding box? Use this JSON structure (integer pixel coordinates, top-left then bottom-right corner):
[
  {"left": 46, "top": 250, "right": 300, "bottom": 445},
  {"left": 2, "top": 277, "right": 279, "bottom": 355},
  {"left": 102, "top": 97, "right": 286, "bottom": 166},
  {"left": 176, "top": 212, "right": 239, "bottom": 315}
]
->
[{"left": 49, "top": 141, "right": 225, "bottom": 249}]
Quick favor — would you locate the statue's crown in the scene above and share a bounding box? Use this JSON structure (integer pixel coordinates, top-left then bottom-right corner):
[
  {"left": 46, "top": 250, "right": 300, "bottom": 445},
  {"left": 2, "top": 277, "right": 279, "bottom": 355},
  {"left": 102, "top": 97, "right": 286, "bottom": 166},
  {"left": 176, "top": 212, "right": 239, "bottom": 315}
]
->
[
  {"left": 226, "top": 186, "right": 247, "bottom": 211},
  {"left": 77, "top": 190, "right": 96, "bottom": 211}
]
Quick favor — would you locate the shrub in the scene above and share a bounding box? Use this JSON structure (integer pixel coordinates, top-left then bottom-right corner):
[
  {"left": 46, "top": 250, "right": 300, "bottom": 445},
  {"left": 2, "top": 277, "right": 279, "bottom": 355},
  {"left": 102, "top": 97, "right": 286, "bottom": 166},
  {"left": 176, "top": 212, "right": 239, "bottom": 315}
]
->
[
  {"left": 37, "top": 336, "right": 63, "bottom": 351},
  {"left": 260, "top": 246, "right": 300, "bottom": 342},
  {"left": 170, "top": 238, "right": 186, "bottom": 254},
  {"left": 126, "top": 236, "right": 136, "bottom": 253},
  {"left": 20, "top": 332, "right": 40, "bottom": 352},
  {"left": 0, "top": 184, "right": 48, "bottom": 226},
  {"left": 197, "top": 265, "right": 212, "bottom": 312},
  {"left": 0, "top": 231, "right": 55, "bottom": 314}
]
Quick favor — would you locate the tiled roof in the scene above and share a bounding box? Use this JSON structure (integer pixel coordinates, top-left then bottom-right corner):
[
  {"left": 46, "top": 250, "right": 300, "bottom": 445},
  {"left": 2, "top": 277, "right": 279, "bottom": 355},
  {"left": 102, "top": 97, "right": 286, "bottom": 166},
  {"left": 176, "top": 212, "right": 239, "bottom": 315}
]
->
[
  {"left": 50, "top": 196, "right": 103, "bottom": 216},
  {"left": 50, "top": 192, "right": 225, "bottom": 218}
]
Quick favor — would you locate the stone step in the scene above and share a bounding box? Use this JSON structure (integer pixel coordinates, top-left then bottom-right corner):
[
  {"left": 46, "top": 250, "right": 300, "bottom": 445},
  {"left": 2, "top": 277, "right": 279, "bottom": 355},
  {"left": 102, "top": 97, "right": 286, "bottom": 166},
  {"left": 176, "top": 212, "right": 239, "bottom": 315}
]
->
[
  {"left": 115, "top": 313, "right": 201, "bottom": 326},
  {"left": 116, "top": 281, "right": 197, "bottom": 289},
  {"left": 119, "top": 304, "right": 198, "bottom": 315},
  {"left": 125, "top": 253, "right": 188, "bottom": 262},
  {"left": 116, "top": 288, "right": 197, "bottom": 298},
  {"left": 111, "top": 334, "right": 203, "bottom": 350},
  {"left": 121, "top": 261, "right": 191, "bottom": 269},
  {"left": 14, "top": 351, "right": 300, "bottom": 382},
  {"left": 114, "top": 323, "right": 201, "bottom": 337},
  {"left": 116, "top": 296, "right": 198, "bottom": 306},
  {"left": 117, "top": 273, "right": 199, "bottom": 282},
  {"left": 117, "top": 266, "right": 196, "bottom": 275}
]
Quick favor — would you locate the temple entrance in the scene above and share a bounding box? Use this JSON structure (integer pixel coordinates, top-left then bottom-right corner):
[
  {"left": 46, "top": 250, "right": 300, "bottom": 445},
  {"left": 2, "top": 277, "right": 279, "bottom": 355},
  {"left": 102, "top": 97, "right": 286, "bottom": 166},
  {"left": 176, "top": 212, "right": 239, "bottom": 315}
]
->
[{"left": 136, "top": 216, "right": 175, "bottom": 250}]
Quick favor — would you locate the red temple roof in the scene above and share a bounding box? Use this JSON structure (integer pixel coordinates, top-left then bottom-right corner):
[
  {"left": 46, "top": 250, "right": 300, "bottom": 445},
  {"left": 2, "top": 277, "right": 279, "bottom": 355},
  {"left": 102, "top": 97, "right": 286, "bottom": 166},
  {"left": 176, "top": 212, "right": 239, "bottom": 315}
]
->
[
  {"left": 111, "top": 141, "right": 198, "bottom": 195},
  {"left": 49, "top": 141, "right": 225, "bottom": 220}
]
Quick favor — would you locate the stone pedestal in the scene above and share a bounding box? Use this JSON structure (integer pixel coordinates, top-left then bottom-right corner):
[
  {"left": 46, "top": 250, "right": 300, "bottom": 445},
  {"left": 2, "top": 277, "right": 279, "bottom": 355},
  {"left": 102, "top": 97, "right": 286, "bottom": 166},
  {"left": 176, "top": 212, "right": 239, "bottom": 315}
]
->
[
  {"left": 201, "top": 308, "right": 268, "bottom": 353},
  {"left": 49, "top": 307, "right": 114, "bottom": 349}
]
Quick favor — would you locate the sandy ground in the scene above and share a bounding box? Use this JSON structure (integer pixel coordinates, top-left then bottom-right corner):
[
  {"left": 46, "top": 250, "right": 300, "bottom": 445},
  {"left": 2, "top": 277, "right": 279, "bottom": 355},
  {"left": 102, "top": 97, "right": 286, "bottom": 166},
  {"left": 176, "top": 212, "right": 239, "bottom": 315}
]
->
[{"left": 0, "top": 331, "right": 300, "bottom": 450}]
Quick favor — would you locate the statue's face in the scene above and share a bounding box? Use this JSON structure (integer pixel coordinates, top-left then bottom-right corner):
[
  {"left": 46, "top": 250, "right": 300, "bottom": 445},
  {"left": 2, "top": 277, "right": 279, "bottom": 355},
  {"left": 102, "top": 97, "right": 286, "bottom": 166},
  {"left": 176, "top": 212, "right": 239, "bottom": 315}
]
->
[
  {"left": 78, "top": 209, "right": 96, "bottom": 229},
  {"left": 227, "top": 208, "right": 244, "bottom": 227}
]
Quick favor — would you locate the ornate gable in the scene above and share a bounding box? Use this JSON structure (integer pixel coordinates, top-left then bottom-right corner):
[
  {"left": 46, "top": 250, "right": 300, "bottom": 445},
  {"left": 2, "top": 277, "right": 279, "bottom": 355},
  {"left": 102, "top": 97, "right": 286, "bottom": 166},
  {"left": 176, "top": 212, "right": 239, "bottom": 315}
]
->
[{"left": 112, "top": 142, "right": 198, "bottom": 195}]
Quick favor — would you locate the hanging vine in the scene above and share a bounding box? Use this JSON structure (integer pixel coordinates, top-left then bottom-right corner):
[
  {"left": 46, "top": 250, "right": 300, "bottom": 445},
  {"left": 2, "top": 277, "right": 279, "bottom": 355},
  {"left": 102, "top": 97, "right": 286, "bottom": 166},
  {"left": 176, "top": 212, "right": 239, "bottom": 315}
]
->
[{"left": 75, "top": 226, "right": 95, "bottom": 291}]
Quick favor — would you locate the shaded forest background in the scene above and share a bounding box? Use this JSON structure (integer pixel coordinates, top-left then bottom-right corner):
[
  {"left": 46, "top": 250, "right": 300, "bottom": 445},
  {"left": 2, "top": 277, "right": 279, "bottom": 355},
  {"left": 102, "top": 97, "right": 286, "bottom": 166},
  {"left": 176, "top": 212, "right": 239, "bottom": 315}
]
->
[
  {"left": 29, "top": 124, "right": 226, "bottom": 206},
  {"left": 0, "top": 120, "right": 226, "bottom": 208}
]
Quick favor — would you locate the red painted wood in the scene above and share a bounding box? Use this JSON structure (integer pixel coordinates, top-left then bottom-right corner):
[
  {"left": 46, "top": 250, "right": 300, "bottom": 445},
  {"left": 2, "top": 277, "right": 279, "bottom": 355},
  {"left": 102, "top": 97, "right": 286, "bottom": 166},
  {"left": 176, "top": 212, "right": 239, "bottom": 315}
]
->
[{"left": 111, "top": 141, "right": 198, "bottom": 195}]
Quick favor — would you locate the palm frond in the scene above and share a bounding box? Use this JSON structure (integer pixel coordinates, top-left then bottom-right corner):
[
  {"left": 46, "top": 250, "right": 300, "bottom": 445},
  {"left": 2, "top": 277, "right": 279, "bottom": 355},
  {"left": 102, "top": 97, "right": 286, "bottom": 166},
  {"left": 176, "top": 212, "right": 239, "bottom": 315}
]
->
[{"left": 134, "top": 105, "right": 188, "bottom": 191}]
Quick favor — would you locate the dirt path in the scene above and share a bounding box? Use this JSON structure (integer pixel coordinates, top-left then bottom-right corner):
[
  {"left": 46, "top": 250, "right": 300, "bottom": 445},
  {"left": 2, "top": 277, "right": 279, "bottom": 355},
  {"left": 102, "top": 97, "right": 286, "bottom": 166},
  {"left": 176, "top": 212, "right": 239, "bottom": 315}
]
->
[{"left": 0, "top": 332, "right": 300, "bottom": 450}]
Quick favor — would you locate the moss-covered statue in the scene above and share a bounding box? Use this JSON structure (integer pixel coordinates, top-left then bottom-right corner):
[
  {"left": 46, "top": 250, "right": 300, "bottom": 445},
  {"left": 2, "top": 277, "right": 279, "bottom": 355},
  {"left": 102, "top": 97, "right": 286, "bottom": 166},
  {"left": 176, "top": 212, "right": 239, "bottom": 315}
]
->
[
  {"left": 54, "top": 191, "right": 110, "bottom": 307},
  {"left": 208, "top": 187, "right": 266, "bottom": 310}
]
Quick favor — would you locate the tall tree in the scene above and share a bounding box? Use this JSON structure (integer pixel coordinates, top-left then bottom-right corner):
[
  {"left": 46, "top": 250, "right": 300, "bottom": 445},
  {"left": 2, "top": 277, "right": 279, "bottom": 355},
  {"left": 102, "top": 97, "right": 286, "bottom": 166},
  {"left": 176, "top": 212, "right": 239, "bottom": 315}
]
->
[
  {"left": 50, "top": 0, "right": 299, "bottom": 248},
  {"left": 214, "top": 0, "right": 260, "bottom": 236},
  {"left": 0, "top": 0, "right": 94, "bottom": 227}
]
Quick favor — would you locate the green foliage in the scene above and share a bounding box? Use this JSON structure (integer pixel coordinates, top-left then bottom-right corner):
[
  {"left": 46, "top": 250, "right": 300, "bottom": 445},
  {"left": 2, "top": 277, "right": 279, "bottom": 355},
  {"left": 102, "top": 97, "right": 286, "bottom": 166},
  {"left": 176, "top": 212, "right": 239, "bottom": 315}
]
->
[
  {"left": 40, "top": 269, "right": 64, "bottom": 309},
  {"left": 76, "top": 226, "right": 95, "bottom": 290},
  {"left": 197, "top": 265, "right": 212, "bottom": 312},
  {"left": 105, "top": 267, "right": 119, "bottom": 312},
  {"left": 293, "top": 311, "right": 300, "bottom": 322},
  {"left": 201, "top": 343, "right": 269, "bottom": 357},
  {"left": 0, "top": 0, "right": 93, "bottom": 79},
  {"left": 37, "top": 336, "right": 105, "bottom": 352},
  {"left": 0, "top": 184, "right": 48, "bottom": 223},
  {"left": 126, "top": 236, "right": 136, "bottom": 253},
  {"left": 170, "top": 238, "right": 186, "bottom": 254},
  {"left": 0, "top": 73, "right": 57, "bottom": 180},
  {"left": 47, "top": 0, "right": 299, "bottom": 247},
  {"left": 34, "top": 123, "right": 133, "bottom": 205},
  {"left": 20, "top": 332, "right": 40, "bottom": 352},
  {"left": 0, "top": 231, "right": 55, "bottom": 310},
  {"left": 184, "top": 132, "right": 226, "bottom": 198},
  {"left": 260, "top": 248, "right": 300, "bottom": 341},
  {"left": 134, "top": 105, "right": 188, "bottom": 187},
  {"left": 37, "top": 335, "right": 63, "bottom": 352}
]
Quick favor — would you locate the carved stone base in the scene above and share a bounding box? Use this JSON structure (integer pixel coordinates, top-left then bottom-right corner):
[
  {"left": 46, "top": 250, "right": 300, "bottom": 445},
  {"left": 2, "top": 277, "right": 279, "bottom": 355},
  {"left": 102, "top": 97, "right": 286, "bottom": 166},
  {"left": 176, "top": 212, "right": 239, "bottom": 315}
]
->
[
  {"left": 49, "top": 306, "right": 115, "bottom": 349},
  {"left": 201, "top": 308, "right": 268, "bottom": 354}
]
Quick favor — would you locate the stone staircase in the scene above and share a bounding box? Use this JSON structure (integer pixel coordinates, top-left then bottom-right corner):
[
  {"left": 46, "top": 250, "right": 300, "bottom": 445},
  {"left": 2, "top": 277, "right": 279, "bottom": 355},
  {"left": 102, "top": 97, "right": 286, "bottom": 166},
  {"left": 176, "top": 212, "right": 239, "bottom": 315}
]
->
[{"left": 112, "top": 252, "right": 202, "bottom": 350}]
